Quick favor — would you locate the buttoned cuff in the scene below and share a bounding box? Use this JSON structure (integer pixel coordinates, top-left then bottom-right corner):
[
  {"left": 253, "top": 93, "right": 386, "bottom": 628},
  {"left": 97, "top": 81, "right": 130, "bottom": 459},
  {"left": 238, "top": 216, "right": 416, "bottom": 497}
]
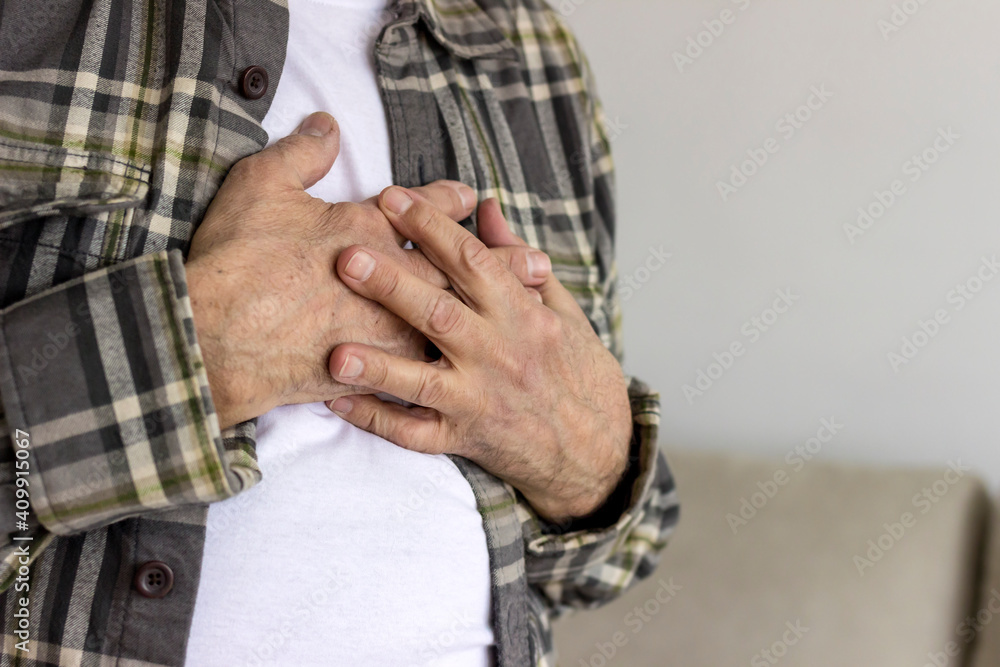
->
[{"left": 519, "top": 378, "right": 663, "bottom": 568}]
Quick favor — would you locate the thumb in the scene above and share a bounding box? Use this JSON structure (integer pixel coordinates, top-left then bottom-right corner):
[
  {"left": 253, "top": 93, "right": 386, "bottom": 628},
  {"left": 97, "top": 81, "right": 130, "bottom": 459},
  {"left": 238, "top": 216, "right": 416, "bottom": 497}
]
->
[
  {"left": 263, "top": 112, "right": 341, "bottom": 191},
  {"left": 476, "top": 198, "right": 527, "bottom": 247}
]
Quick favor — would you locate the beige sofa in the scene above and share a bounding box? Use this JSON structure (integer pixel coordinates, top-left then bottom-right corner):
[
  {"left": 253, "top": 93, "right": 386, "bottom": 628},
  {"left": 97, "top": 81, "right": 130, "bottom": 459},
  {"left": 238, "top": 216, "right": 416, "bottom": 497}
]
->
[{"left": 554, "top": 447, "right": 1000, "bottom": 666}]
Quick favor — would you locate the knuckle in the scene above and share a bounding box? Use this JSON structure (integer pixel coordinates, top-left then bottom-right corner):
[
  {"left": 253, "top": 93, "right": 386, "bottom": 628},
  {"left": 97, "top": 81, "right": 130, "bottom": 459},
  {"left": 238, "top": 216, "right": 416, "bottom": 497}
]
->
[
  {"left": 361, "top": 406, "right": 381, "bottom": 433},
  {"left": 463, "top": 385, "right": 490, "bottom": 422},
  {"left": 332, "top": 201, "right": 366, "bottom": 225},
  {"left": 321, "top": 203, "right": 363, "bottom": 236},
  {"left": 443, "top": 184, "right": 464, "bottom": 214},
  {"left": 409, "top": 254, "right": 447, "bottom": 287},
  {"left": 425, "top": 292, "right": 464, "bottom": 337},
  {"left": 493, "top": 338, "right": 523, "bottom": 379},
  {"left": 369, "top": 261, "right": 401, "bottom": 299},
  {"left": 408, "top": 200, "right": 438, "bottom": 236},
  {"left": 527, "top": 306, "right": 562, "bottom": 340},
  {"left": 456, "top": 235, "right": 494, "bottom": 274},
  {"left": 364, "top": 355, "right": 390, "bottom": 388},
  {"left": 414, "top": 370, "right": 447, "bottom": 407},
  {"left": 503, "top": 249, "right": 528, "bottom": 280},
  {"left": 364, "top": 204, "right": 388, "bottom": 228},
  {"left": 418, "top": 182, "right": 462, "bottom": 214},
  {"left": 226, "top": 155, "right": 259, "bottom": 184}
]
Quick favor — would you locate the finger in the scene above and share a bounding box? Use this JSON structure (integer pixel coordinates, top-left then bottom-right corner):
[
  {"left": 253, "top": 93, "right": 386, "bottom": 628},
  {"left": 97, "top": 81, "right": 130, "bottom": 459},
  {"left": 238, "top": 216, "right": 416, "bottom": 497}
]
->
[
  {"left": 488, "top": 246, "right": 551, "bottom": 287},
  {"left": 409, "top": 181, "right": 477, "bottom": 224},
  {"left": 400, "top": 248, "right": 449, "bottom": 289},
  {"left": 476, "top": 197, "right": 525, "bottom": 247},
  {"left": 473, "top": 198, "right": 550, "bottom": 286},
  {"left": 327, "top": 394, "right": 452, "bottom": 456},
  {"left": 360, "top": 181, "right": 477, "bottom": 248},
  {"left": 476, "top": 199, "right": 588, "bottom": 320},
  {"left": 379, "top": 186, "right": 522, "bottom": 312},
  {"left": 329, "top": 343, "right": 461, "bottom": 411},
  {"left": 427, "top": 192, "right": 583, "bottom": 322},
  {"left": 255, "top": 112, "right": 341, "bottom": 191},
  {"left": 337, "top": 245, "right": 493, "bottom": 357},
  {"left": 533, "top": 271, "right": 592, "bottom": 324},
  {"left": 399, "top": 245, "right": 550, "bottom": 291},
  {"left": 402, "top": 245, "right": 550, "bottom": 291}
]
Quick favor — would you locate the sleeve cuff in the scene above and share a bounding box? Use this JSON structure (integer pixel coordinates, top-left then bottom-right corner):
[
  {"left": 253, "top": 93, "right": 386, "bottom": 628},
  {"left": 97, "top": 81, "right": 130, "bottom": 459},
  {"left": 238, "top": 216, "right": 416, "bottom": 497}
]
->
[{"left": 519, "top": 377, "right": 661, "bottom": 562}]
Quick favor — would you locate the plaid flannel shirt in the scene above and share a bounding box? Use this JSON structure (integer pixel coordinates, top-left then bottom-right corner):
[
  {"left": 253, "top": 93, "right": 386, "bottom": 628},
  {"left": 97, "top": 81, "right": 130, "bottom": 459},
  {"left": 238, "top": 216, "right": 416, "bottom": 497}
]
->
[{"left": 0, "top": 0, "right": 679, "bottom": 664}]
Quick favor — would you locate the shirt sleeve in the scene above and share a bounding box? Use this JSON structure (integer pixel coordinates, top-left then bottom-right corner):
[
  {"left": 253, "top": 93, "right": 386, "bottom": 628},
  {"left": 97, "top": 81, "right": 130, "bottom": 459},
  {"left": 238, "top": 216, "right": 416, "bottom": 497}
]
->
[
  {"left": 518, "top": 380, "right": 678, "bottom": 615},
  {"left": 516, "top": 19, "right": 680, "bottom": 615},
  {"left": 0, "top": 249, "right": 255, "bottom": 591}
]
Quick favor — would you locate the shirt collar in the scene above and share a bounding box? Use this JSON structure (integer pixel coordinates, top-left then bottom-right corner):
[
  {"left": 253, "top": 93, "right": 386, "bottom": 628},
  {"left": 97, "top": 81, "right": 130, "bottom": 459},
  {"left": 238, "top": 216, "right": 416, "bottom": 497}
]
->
[{"left": 401, "top": 0, "right": 519, "bottom": 60}]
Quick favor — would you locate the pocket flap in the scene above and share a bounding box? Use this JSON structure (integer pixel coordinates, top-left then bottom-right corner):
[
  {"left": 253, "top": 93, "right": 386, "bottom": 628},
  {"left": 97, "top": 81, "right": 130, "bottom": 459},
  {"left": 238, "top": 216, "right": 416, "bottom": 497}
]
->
[{"left": 0, "top": 137, "right": 151, "bottom": 228}]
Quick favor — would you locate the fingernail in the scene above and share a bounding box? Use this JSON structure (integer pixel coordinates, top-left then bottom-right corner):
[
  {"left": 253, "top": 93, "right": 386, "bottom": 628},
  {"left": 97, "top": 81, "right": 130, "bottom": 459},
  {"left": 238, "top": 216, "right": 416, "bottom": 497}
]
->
[
  {"left": 344, "top": 250, "right": 375, "bottom": 281},
  {"left": 383, "top": 187, "right": 412, "bottom": 214},
  {"left": 528, "top": 251, "right": 551, "bottom": 279},
  {"left": 338, "top": 355, "right": 364, "bottom": 379},
  {"left": 330, "top": 397, "right": 353, "bottom": 414},
  {"left": 297, "top": 112, "right": 335, "bottom": 137},
  {"left": 451, "top": 183, "right": 477, "bottom": 210}
]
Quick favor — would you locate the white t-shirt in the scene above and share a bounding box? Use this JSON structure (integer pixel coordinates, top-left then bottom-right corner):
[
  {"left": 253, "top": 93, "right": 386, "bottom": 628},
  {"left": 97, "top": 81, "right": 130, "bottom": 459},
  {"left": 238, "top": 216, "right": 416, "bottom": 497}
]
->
[{"left": 184, "top": 2, "right": 494, "bottom": 665}]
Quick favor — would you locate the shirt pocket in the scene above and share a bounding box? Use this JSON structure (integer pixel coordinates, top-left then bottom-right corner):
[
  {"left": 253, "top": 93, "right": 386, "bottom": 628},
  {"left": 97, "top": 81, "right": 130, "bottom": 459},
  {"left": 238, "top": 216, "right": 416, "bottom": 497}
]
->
[
  {"left": 0, "top": 136, "right": 150, "bottom": 234},
  {"left": 0, "top": 138, "right": 153, "bottom": 303}
]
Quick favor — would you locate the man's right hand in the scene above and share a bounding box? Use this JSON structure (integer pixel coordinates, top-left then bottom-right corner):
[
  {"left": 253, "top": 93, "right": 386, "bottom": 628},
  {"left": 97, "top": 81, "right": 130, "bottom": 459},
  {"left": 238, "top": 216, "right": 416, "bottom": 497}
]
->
[{"left": 185, "top": 112, "right": 550, "bottom": 430}]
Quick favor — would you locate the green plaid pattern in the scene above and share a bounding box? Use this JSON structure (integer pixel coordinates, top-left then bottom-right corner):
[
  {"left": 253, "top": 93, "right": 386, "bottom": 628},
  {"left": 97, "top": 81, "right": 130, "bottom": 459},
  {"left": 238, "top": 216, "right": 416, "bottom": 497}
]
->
[{"left": 0, "top": 0, "right": 678, "bottom": 664}]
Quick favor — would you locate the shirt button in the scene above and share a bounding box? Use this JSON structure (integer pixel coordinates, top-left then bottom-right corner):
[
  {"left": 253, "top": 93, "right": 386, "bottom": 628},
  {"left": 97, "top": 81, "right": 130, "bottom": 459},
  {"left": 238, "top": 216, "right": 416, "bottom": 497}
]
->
[
  {"left": 133, "top": 561, "right": 174, "bottom": 599},
  {"left": 239, "top": 65, "right": 268, "bottom": 100}
]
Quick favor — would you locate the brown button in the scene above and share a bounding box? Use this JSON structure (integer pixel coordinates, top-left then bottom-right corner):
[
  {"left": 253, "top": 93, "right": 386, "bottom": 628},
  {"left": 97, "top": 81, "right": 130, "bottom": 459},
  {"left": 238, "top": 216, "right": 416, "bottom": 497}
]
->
[
  {"left": 239, "top": 66, "right": 268, "bottom": 100},
  {"left": 134, "top": 561, "right": 174, "bottom": 599}
]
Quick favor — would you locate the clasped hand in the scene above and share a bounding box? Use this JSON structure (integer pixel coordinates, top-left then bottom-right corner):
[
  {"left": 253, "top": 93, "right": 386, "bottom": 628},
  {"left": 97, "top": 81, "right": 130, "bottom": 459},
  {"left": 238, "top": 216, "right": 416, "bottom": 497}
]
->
[
  {"left": 186, "top": 113, "right": 547, "bottom": 428},
  {"left": 327, "top": 188, "right": 633, "bottom": 522},
  {"left": 187, "top": 111, "right": 633, "bottom": 522}
]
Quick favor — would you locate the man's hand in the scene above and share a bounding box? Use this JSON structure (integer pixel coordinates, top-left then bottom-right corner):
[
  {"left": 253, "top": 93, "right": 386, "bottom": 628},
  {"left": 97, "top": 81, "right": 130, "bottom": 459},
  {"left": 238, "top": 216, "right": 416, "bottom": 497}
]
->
[
  {"left": 186, "top": 112, "right": 550, "bottom": 429},
  {"left": 326, "top": 188, "right": 634, "bottom": 523}
]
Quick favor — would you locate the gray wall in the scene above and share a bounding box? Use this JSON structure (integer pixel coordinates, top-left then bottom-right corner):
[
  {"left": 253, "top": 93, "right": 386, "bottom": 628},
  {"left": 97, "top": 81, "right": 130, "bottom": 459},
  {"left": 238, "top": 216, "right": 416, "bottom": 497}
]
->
[{"left": 564, "top": 0, "right": 1000, "bottom": 484}]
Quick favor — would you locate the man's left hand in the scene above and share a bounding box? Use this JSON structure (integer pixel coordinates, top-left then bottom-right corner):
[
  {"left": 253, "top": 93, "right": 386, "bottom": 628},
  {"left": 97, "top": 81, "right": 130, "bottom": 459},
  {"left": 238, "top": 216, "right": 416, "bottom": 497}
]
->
[{"left": 327, "top": 187, "right": 633, "bottom": 523}]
